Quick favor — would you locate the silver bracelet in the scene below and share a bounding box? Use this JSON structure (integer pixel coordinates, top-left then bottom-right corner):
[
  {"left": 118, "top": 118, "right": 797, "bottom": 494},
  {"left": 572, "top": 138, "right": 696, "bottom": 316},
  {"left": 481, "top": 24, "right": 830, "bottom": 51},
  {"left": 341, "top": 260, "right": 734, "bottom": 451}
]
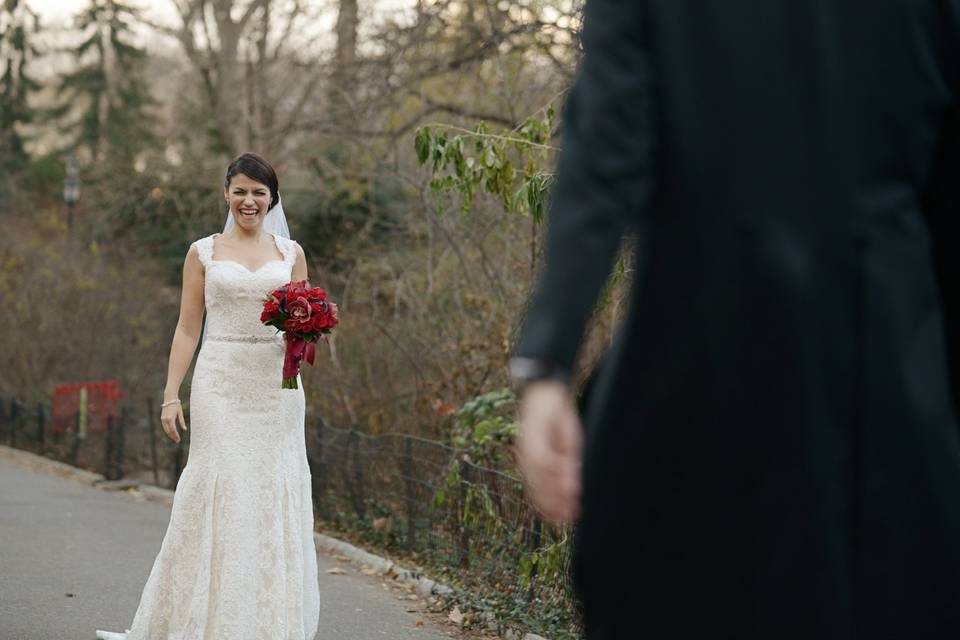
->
[{"left": 160, "top": 399, "right": 181, "bottom": 409}]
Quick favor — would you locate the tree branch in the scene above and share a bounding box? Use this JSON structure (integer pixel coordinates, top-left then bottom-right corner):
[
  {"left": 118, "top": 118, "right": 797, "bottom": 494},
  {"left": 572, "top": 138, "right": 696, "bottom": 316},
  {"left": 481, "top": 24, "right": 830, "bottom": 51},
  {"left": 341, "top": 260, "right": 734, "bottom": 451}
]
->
[
  {"left": 238, "top": 0, "right": 268, "bottom": 31},
  {"left": 419, "top": 95, "right": 516, "bottom": 128}
]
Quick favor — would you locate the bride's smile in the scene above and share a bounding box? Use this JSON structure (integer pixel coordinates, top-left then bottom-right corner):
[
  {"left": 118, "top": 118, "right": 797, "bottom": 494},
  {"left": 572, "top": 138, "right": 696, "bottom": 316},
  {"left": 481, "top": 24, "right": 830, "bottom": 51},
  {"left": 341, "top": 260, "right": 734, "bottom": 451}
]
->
[{"left": 225, "top": 172, "right": 272, "bottom": 227}]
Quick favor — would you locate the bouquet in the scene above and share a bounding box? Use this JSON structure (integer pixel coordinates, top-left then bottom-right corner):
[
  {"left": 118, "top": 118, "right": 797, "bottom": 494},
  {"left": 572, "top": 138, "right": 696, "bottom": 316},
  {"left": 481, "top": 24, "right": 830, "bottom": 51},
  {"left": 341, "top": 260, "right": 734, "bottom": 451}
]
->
[{"left": 260, "top": 280, "right": 339, "bottom": 389}]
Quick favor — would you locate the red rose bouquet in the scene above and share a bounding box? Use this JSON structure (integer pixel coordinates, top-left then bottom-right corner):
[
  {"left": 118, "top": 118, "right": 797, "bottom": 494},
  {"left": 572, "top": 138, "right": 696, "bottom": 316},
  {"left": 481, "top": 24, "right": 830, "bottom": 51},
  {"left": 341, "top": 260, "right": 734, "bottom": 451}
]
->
[{"left": 260, "top": 280, "right": 339, "bottom": 389}]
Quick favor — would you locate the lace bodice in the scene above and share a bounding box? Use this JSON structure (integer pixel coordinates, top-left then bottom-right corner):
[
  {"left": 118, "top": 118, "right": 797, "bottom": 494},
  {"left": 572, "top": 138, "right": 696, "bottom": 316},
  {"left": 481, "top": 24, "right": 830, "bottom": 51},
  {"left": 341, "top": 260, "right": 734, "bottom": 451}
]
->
[{"left": 192, "top": 233, "right": 298, "bottom": 341}]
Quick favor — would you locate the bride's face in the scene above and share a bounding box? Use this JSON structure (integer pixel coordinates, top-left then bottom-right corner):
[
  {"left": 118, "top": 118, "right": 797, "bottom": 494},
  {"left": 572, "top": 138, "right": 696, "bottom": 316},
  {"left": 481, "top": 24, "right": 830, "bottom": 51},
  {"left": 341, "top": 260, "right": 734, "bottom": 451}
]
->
[{"left": 224, "top": 173, "right": 272, "bottom": 230}]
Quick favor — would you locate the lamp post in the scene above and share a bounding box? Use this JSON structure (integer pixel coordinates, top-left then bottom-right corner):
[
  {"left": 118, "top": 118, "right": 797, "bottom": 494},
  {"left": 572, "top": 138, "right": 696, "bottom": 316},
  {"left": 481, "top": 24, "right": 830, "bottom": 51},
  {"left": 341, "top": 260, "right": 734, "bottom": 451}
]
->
[{"left": 63, "top": 154, "right": 80, "bottom": 229}]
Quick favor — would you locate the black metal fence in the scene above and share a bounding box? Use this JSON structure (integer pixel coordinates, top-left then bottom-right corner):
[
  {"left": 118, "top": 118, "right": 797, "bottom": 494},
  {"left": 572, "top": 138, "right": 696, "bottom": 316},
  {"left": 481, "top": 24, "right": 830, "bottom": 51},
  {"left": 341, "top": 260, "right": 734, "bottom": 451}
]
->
[
  {"left": 0, "top": 396, "right": 185, "bottom": 488},
  {"left": 310, "top": 419, "right": 579, "bottom": 635},
  {"left": 0, "top": 395, "right": 580, "bottom": 638}
]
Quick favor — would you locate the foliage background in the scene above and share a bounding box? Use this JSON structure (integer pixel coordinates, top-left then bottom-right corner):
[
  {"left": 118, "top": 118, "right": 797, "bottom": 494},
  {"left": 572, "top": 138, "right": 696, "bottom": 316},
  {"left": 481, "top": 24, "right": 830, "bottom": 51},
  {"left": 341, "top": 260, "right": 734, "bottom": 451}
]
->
[{"left": 0, "top": 2, "right": 633, "bottom": 637}]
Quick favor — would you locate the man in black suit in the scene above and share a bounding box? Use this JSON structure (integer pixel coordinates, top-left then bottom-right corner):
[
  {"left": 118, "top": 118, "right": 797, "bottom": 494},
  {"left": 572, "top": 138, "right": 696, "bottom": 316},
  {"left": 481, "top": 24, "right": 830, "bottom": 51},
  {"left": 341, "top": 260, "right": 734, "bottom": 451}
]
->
[{"left": 512, "top": 1, "right": 960, "bottom": 638}]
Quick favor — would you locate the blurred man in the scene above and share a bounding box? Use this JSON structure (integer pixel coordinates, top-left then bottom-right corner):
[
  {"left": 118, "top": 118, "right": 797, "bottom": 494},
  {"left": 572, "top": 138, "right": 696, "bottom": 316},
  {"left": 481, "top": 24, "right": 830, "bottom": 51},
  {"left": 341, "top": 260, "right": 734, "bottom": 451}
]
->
[{"left": 512, "top": 1, "right": 960, "bottom": 638}]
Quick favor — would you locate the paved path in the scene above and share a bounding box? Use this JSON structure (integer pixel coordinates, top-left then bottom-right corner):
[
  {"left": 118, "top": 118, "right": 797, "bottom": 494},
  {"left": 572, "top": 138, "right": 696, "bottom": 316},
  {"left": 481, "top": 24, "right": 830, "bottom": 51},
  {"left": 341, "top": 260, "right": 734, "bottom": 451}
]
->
[{"left": 0, "top": 456, "right": 456, "bottom": 640}]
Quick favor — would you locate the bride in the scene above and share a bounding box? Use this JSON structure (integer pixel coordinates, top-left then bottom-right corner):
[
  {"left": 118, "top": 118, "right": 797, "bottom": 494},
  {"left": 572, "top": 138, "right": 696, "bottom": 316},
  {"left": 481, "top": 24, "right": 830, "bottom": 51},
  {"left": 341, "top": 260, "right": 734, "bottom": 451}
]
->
[{"left": 96, "top": 152, "right": 321, "bottom": 640}]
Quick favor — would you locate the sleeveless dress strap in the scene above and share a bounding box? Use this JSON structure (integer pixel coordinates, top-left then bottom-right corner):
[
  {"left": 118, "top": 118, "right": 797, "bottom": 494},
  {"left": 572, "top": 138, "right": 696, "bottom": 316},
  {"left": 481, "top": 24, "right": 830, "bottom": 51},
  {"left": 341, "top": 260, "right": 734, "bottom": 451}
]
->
[
  {"left": 277, "top": 236, "right": 297, "bottom": 270},
  {"left": 192, "top": 235, "right": 214, "bottom": 269}
]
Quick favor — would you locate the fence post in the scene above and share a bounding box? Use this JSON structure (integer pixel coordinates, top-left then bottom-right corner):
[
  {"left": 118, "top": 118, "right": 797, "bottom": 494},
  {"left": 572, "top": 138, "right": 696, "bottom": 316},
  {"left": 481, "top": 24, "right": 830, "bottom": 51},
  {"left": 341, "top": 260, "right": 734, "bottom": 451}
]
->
[
  {"left": 403, "top": 437, "right": 417, "bottom": 552},
  {"left": 310, "top": 416, "right": 326, "bottom": 519},
  {"left": 104, "top": 413, "right": 115, "bottom": 480},
  {"left": 457, "top": 457, "right": 471, "bottom": 569},
  {"left": 71, "top": 408, "right": 81, "bottom": 467},
  {"left": 527, "top": 516, "right": 543, "bottom": 603},
  {"left": 116, "top": 407, "right": 127, "bottom": 479},
  {"left": 146, "top": 397, "right": 159, "bottom": 486},
  {"left": 342, "top": 427, "right": 366, "bottom": 520},
  {"left": 8, "top": 399, "right": 20, "bottom": 448},
  {"left": 36, "top": 403, "right": 46, "bottom": 456}
]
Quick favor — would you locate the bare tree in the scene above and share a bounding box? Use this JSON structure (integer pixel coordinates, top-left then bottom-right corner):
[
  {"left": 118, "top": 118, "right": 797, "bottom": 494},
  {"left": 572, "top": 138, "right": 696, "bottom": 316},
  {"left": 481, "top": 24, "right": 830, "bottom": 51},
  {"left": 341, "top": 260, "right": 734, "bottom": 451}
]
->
[{"left": 153, "top": 0, "right": 324, "bottom": 156}]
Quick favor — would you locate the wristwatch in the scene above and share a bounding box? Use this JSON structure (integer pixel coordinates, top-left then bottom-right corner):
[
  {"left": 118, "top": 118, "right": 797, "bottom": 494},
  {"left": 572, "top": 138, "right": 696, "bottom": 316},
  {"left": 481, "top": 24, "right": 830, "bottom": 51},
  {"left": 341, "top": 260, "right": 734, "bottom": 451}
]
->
[{"left": 508, "top": 356, "right": 571, "bottom": 392}]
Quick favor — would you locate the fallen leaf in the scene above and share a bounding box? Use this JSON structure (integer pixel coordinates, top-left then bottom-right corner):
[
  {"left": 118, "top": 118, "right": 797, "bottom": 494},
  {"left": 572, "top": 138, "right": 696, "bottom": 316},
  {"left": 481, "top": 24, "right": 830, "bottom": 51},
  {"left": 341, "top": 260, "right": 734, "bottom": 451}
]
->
[
  {"left": 415, "top": 621, "right": 425, "bottom": 628},
  {"left": 448, "top": 607, "right": 463, "bottom": 625},
  {"left": 325, "top": 567, "right": 347, "bottom": 575},
  {"left": 433, "top": 399, "right": 457, "bottom": 416}
]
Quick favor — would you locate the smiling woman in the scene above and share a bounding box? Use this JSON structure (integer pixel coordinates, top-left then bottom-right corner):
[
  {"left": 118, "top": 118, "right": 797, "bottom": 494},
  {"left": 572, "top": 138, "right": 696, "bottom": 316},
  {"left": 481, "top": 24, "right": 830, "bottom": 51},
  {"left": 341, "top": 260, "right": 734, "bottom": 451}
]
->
[{"left": 95, "top": 151, "right": 319, "bottom": 640}]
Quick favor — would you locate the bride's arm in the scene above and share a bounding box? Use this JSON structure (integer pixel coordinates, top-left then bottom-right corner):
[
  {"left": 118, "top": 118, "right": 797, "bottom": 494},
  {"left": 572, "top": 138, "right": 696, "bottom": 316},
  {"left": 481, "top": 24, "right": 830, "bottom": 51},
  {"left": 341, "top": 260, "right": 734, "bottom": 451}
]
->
[
  {"left": 160, "top": 245, "right": 205, "bottom": 443},
  {"left": 292, "top": 242, "right": 308, "bottom": 282}
]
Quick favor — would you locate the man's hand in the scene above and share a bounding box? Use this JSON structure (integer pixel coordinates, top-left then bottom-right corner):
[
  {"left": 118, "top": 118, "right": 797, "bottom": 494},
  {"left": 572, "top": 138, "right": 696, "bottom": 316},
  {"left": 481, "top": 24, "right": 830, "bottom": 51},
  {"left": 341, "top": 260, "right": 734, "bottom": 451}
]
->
[{"left": 516, "top": 380, "right": 583, "bottom": 525}]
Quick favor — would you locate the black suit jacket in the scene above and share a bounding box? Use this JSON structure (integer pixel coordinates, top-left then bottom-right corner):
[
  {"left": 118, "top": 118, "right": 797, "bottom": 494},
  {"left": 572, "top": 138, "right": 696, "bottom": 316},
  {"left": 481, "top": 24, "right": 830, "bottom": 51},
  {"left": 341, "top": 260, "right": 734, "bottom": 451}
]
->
[{"left": 516, "top": 2, "right": 960, "bottom": 638}]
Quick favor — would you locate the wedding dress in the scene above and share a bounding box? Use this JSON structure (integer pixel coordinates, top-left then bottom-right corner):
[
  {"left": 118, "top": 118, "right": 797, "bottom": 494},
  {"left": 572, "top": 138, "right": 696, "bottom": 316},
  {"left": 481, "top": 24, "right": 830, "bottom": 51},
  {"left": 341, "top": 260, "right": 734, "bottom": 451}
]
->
[{"left": 96, "top": 232, "right": 320, "bottom": 640}]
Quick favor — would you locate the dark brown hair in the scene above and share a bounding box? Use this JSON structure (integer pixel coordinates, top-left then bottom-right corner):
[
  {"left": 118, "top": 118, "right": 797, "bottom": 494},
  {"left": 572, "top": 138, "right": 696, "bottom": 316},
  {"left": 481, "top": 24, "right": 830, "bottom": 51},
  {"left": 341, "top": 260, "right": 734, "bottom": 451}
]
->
[{"left": 224, "top": 152, "right": 280, "bottom": 209}]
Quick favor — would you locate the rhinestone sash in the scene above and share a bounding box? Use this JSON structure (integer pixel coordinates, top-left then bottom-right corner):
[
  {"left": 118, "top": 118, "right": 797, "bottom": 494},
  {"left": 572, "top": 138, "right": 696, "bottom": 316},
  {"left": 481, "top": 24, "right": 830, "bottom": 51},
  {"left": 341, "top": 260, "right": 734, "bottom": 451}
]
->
[{"left": 206, "top": 334, "right": 279, "bottom": 344}]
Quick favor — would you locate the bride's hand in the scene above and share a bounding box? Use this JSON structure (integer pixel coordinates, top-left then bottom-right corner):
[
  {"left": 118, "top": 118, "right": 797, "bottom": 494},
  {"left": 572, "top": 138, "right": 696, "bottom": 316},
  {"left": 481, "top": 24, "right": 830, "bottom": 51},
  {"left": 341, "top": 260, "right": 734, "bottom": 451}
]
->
[{"left": 161, "top": 402, "right": 188, "bottom": 443}]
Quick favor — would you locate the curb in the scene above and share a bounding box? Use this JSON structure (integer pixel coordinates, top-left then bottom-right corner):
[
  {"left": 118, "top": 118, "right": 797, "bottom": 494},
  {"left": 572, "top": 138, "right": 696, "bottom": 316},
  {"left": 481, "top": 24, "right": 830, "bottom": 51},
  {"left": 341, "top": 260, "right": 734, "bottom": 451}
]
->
[
  {"left": 312, "top": 532, "right": 453, "bottom": 599},
  {"left": 310, "top": 533, "right": 547, "bottom": 640},
  {"left": 0, "top": 445, "right": 106, "bottom": 485},
  {"left": 0, "top": 445, "right": 551, "bottom": 640}
]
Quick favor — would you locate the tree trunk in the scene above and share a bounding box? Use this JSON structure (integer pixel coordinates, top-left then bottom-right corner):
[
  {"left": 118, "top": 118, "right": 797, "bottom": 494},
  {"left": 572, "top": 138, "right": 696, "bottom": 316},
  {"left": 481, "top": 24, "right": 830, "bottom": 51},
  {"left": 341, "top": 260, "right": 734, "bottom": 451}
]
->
[
  {"left": 329, "top": 0, "right": 358, "bottom": 123},
  {"left": 213, "top": 1, "right": 243, "bottom": 153}
]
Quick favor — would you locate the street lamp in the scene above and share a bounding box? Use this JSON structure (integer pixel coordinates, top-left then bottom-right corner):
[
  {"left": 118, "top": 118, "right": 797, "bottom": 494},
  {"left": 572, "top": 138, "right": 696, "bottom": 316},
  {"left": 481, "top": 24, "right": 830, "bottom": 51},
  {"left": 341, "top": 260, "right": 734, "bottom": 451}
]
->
[{"left": 63, "top": 154, "right": 80, "bottom": 229}]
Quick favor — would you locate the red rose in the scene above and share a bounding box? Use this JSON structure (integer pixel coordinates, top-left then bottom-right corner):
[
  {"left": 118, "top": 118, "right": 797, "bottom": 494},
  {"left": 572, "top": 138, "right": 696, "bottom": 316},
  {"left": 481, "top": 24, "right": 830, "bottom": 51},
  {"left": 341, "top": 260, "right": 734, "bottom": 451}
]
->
[
  {"left": 309, "top": 302, "right": 337, "bottom": 333},
  {"left": 260, "top": 300, "right": 281, "bottom": 322},
  {"left": 309, "top": 315, "right": 327, "bottom": 333},
  {"left": 290, "top": 280, "right": 310, "bottom": 295}
]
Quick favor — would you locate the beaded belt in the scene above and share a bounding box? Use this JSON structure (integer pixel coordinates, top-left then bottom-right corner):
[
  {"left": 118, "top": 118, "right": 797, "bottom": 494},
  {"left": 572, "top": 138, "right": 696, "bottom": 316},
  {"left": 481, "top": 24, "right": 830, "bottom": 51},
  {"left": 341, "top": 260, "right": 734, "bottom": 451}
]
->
[{"left": 206, "top": 334, "right": 279, "bottom": 344}]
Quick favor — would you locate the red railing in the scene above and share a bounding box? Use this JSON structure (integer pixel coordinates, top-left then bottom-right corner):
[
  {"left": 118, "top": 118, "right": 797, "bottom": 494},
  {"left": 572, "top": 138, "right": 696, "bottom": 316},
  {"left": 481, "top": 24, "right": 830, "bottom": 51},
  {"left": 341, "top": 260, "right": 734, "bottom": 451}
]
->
[{"left": 51, "top": 381, "right": 123, "bottom": 434}]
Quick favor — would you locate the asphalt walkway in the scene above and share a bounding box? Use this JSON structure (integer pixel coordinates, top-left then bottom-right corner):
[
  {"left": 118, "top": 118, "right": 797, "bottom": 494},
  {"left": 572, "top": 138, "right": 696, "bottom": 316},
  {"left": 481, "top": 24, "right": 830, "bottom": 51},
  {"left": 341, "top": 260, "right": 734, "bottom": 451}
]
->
[{"left": 0, "top": 454, "right": 455, "bottom": 640}]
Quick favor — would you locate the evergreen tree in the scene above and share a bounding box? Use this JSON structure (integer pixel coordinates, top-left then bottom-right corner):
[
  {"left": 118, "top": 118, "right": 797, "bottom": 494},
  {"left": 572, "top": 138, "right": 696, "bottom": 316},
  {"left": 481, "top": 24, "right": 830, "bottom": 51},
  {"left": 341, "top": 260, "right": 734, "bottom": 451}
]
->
[
  {"left": 53, "top": 0, "right": 154, "bottom": 164},
  {"left": 0, "top": 0, "right": 41, "bottom": 171}
]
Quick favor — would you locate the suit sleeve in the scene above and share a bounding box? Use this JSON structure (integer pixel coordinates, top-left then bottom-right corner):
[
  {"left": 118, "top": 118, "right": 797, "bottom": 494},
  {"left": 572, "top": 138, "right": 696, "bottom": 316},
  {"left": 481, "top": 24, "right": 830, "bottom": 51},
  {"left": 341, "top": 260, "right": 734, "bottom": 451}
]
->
[
  {"left": 514, "top": 0, "right": 657, "bottom": 375},
  {"left": 922, "top": 105, "right": 960, "bottom": 414}
]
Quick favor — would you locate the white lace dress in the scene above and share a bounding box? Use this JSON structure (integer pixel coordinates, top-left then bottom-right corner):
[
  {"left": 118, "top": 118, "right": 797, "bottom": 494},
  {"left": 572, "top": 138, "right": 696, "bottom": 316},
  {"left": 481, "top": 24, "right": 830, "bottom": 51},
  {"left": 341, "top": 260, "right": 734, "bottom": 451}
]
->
[{"left": 96, "top": 233, "right": 321, "bottom": 640}]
